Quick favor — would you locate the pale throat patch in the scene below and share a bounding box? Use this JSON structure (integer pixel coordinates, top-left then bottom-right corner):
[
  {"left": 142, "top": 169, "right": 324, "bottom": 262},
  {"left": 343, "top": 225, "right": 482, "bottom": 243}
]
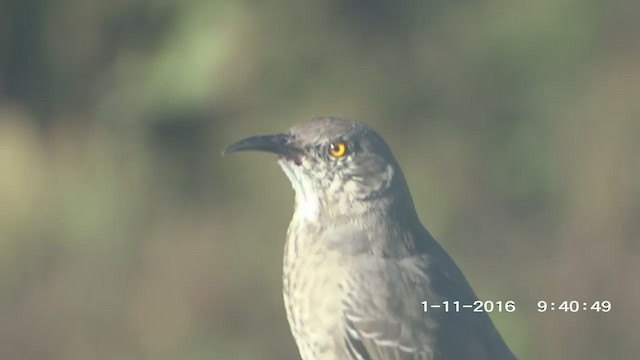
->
[{"left": 278, "top": 159, "right": 320, "bottom": 221}]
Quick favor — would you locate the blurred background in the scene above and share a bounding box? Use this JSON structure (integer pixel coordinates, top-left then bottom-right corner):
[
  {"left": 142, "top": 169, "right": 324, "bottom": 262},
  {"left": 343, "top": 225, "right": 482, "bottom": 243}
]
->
[{"left": 1, "top": 0, "right": 638, "bottom": 359}]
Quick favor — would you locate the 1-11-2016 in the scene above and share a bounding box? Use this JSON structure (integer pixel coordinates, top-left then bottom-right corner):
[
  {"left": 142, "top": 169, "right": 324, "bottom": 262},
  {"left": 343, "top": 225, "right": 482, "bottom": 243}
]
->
[{"left": 421, "top": 300, "right": 516, "bottom": 313}]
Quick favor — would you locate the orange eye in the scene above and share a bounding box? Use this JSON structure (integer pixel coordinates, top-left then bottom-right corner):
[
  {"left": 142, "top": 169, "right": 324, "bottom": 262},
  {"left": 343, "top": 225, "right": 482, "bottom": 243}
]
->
[{"left": 329, "top": 142, "right": 348, "bottom": 158}]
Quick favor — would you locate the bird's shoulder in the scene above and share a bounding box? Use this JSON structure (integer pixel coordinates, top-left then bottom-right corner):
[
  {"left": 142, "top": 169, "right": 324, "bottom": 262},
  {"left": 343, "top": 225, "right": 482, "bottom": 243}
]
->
[{"left": 336, "top": 226, "right": 515, "bottom": 360}]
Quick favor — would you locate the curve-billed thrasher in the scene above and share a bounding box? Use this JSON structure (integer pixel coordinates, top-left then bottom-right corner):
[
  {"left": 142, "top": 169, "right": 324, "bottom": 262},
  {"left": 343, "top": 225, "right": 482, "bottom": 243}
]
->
[{"left": 225, "top": 117, "right": 517, "bottom": 360}]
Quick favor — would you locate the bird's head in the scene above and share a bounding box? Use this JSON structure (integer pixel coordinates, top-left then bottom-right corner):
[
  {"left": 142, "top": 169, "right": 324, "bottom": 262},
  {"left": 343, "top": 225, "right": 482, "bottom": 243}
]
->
[{"left": 225, "top": 117, "right": 416, "bottom": 221}]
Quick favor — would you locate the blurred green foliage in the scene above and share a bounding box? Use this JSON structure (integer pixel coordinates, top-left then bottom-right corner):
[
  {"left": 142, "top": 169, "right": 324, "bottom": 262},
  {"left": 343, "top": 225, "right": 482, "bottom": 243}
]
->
[{"left": 1, "top": 0, "right": 638, "bottom": 359}]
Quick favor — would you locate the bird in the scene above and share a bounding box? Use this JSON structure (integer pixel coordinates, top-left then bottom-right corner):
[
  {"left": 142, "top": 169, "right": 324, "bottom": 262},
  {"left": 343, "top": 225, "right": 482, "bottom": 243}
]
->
[{"left": 224, "top": 117, "right": 517, "bottom": 360}]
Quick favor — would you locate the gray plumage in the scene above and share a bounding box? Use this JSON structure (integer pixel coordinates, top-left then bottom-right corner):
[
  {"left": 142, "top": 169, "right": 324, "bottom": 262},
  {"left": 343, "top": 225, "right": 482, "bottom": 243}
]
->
[{"left": 225, "top": 117, "right": 517, "bottom": 360}]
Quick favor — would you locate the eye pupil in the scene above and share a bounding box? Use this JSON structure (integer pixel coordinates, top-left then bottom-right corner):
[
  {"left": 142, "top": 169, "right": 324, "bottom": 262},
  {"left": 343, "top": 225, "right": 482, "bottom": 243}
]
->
[{"left": 329, "top": 142, "right": 348, "bottom": 157}]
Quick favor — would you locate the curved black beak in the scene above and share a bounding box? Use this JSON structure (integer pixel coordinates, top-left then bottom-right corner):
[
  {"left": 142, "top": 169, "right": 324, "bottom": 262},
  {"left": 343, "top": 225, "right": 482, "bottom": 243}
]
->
[{"left": 224, "top": 133, "right": 303, "bottom": 163}]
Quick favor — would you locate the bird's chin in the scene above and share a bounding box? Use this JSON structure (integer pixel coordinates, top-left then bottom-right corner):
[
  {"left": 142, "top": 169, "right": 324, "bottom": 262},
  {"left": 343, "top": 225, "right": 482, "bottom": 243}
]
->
[{"left": 278, "top": 154, "right": 302, "bottom": 166}]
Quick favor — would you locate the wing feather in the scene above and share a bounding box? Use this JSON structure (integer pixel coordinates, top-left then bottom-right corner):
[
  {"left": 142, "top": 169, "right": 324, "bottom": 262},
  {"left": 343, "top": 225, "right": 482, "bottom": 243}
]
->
[{"left": 340, "top": 236, "right": 516, "bottom": 360}]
